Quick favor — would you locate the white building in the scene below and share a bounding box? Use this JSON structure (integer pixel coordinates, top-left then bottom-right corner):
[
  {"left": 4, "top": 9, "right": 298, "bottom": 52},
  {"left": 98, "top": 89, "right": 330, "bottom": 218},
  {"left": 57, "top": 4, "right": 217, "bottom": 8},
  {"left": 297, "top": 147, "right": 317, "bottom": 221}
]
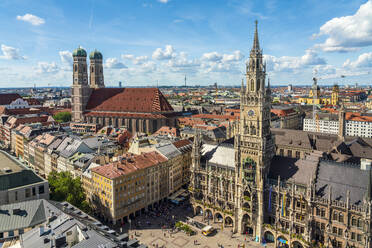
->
[
  {"left": 303, "top": 112, "right": 372, "bottom": 138},
  {"left": 303, "top": 117, "right": 339, "bottom": 134},
  {"left": 345, "top": 119, "right": 372, "bottom": 138}
]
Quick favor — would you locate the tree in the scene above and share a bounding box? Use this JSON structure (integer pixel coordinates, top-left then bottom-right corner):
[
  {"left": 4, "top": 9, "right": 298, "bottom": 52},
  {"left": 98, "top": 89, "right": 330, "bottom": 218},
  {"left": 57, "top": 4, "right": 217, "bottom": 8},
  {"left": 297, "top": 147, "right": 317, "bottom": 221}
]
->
[
  {"left": 48, "top": 171, "right": 90, "bottom": 213},
  {"left": 53, "top": 111, "right": 71, "bottom": 123}
]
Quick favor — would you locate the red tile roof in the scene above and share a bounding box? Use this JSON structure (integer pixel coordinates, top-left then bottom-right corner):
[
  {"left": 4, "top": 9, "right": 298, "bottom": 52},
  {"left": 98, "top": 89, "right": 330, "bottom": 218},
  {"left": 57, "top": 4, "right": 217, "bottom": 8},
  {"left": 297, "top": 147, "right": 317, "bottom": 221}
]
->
[
  {"left": 1, "top": 107, "right": 55, "bottom": 116},
  {"left": 84, "top": 112, "right": 167, "bottom": 119},
  {"left": 85, "top": 88, "right": 173, "bottom": 113},
  {"left": 346, "top": 112, "right": 372, "bottom": 122},
  {"left": 154, "top": 126, "right": 179, "bottom": 137},
  {"left": 5, "top": 115, "right": 56, "bottom": 128},
  {"left": 271, "top": 108, "right": 296, "bottom": 117},
  {"left": 92, "top": 151, "right": 167, "bottom": 179},
  {"left": 0, "top": 93, "right": 22, "bottom": 105},
  {"left": 173, "top": 139, "right": 192, "bottom": 148},
  {"left": 191, "top": 114, "right": 239, "bottom": 121},
  {"left": 25, "top": 98, "right": 41, "bottom": 105}
]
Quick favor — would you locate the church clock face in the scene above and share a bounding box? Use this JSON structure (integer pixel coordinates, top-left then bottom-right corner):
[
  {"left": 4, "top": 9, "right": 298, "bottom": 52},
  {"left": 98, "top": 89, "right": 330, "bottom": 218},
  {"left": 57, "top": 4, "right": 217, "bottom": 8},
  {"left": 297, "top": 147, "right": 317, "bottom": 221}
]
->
[{"left": 248, "top": 110, "right": 255, "bottom": 116}]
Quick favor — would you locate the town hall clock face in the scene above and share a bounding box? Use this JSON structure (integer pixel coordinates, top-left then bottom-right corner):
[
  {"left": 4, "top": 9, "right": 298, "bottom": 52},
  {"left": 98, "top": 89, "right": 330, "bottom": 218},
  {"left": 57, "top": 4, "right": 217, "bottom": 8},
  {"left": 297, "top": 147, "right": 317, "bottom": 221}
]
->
[{"left": 248, "top": 110, "right": 255, "bottom": 116}]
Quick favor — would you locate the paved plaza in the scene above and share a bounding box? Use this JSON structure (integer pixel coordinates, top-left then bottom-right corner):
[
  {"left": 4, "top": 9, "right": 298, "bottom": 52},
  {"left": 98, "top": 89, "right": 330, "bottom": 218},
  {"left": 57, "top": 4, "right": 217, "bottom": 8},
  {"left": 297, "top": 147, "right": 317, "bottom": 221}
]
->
[{"left": 114, "top": 201, "right": 275, "bottom": 248}]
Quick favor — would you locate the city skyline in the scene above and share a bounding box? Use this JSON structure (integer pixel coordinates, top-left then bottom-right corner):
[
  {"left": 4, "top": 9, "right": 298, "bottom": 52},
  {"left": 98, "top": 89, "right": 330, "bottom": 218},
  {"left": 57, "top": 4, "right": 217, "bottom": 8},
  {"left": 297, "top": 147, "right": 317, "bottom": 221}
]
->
[{"left": 0, "top": 0, "right": 372, "bottom": 87}]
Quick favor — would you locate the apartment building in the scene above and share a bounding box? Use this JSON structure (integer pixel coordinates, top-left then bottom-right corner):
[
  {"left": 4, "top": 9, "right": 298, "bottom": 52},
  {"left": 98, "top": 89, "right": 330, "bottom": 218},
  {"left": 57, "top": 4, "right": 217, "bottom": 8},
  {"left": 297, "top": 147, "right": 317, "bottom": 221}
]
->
[
  {"left": 303, "top": 111, "right": 372, "bottom": 138},
  {"left": 345, "top": 112, "right": 372, "bottom": 138},
  {"left": 90, "top": 151, "right": 167, "bottom": 224},
  {"left": 0, "top": 150, "right": 49, "bottom": 205},
  {"left": 303, "top": 116, "right": 339, "bottom": 134}
]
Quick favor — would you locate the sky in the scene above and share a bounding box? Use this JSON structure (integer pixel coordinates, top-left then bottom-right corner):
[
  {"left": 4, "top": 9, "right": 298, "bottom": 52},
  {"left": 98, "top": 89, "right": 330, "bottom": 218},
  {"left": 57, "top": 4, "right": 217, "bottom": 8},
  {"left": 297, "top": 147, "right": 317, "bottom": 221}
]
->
[{"left": 0, "top": 0, "right": 372, "bottom": 87}]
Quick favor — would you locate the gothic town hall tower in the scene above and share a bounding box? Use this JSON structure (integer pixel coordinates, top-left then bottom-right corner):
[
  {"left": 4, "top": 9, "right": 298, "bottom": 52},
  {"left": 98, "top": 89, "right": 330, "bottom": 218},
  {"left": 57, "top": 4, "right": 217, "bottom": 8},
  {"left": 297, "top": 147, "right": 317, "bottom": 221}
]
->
[{"left": 235, "top": 20, "right": 275, "bottom": 239}]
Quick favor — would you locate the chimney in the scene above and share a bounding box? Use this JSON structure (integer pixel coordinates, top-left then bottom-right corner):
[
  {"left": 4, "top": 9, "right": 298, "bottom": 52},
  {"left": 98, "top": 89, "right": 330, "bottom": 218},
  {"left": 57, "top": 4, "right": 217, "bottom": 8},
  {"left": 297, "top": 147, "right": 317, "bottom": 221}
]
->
[{"left": 361, "top": 158, "right": 372, "bottom": 171}]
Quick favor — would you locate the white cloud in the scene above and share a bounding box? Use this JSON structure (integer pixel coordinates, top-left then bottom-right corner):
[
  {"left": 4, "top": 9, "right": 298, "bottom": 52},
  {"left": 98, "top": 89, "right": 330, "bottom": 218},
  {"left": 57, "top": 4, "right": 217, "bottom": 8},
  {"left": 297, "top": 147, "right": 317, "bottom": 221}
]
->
[
  {"left": 59, "top": 51, "right": 73, "bottom": 65},
  {"left": 140, "top": 61, "right": 157, "bottom": 72},
  {"left": 0, "top": 44, "right": 26, "bottom": 60},
  {"left": 313, "top": 0, "right": 372, "bottom": 52},
  {"left": 152, "top": 45, "right": 176, "bottom": 60},
  {"left": 222, "top": 50, "right": 244, "bottom": 62},
  {"left": 264, "top": 49, "right": 326, "bottom": 72},
  {"left": 158, "top": 0, "right": 169, "bottom": 3},
  {"left": 35, "top": 62, "right": 59, "bottom": 74},
  {"left": 300, "top": 49, "right": 326, "bottom": 65},
  {"left": 343, "top": 52, "right": 372, "bottom": 68},
  {"left": 201, "top": 50, "right": 244, "bottom": 63},
  {"left": 133, "top": 55, "right": 148, "bottom": 65},
  {"left": 16, "top": 14, "right": 45, "bottom": 26},
  {"left": 313, "top": 64, "right": 337, "bottom": 76},
  {"left": 105, "top": 58, "right": 127, "bottom": 69},
  {"left": 202, "top": 62, "right": 233, "bottom": 73},
  {"left": 168, "top": 52, "right": 200, "bottom": 68},
  {"left": 122, "top": 54, "right": 148, "bottom": 65},
  {"left": 201, "top": 52, "right": 222, "bottom": 62},
  {"left": 122, "top": 54, "right": 134, "bottom": 60}
]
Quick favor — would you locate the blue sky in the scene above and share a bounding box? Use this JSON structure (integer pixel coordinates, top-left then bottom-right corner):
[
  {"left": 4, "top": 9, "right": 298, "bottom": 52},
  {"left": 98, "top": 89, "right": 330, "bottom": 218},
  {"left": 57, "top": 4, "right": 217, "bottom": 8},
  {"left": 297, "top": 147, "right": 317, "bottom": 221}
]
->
[{"left": 0, "top": 0, "right": 371, "bottom": 87}]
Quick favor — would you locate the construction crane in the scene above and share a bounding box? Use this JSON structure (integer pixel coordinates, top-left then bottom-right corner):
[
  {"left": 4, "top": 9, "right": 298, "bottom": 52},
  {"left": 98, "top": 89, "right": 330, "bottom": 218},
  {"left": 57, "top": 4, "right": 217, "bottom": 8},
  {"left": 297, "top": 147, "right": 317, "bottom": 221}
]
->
[{"left": 312, "top": 70, "right": 320, "bottom": 133}]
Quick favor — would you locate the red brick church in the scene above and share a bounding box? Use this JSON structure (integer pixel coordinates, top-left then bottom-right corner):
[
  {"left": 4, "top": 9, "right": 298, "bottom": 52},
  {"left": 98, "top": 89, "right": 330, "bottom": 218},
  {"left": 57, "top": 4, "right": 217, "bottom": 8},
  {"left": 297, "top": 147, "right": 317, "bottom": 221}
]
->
[{"left": 71, "top": 47, "right": 176, "bottom": 134}]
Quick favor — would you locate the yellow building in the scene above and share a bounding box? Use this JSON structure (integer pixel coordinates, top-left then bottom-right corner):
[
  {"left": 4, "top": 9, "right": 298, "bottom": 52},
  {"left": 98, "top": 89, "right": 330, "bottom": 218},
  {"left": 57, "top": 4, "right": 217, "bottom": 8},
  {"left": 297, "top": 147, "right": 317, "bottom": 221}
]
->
[
  {"left": 90, "top": 151, "right": 167, "bottom": 224},
  {"left": 298, "top": 82, "right": 339, "bottom": 106}
]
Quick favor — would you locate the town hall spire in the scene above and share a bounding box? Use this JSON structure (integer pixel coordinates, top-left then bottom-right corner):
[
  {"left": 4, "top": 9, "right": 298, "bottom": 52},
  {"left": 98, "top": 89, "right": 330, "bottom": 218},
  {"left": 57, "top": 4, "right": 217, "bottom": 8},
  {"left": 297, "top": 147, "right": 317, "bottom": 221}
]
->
[{"left": 252, "top": 20, "right": 260, "bottom": 51}]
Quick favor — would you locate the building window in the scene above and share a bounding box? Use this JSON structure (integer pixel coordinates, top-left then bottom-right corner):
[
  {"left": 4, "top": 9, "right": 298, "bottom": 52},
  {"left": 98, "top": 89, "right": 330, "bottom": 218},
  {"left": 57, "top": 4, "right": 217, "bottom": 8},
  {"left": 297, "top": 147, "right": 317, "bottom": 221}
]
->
[
  {"left": 39, "top": 185, "right": 45, "bottom": 194},
  {"left": 333, "top": 211, "right": 338, "bottom": 221},
  {"left": 25, "top": 188, "right": 30, "bottom": 198},
  {"left": 352, "top": 217, "right": 357, "bottom": 226},
  {"left": 338, "top": 228, "right": 343, "bottom": 236},
  {"left": 321, "top": 209, "right": 326, "bottom": 217},
  {"left": 332, "top": 227, "right": 337, "bottom": 234},
  {"left": 279, "top": 149, "right": 284, "bottom": 156},
  {"left": 15, "top": 191, "right": 18, "bottom": 201},
  {"left": 351, "top": 232, "right": 356, "bottom": 240},
  {"left": 295, "top": 151, "right": 300, "bottom": 159},
  {"left": 316, "top": 208, "right": 320, "bottom": 216},
  {"left": 338, "top": 213, "right": 344, "bottom": 223},
  {"left": 288, "top": 150, "right": 292, "bottom": 158},
  {"left": 19, "top": 229, "right": 24, "bottom": 235},
  {"left": 357, "top": 219, "right": 363, "bottom": 228},
  {"left": 357, "top": 234, "right": 362, "bottom": 242},
  {"left": 32, "top": 187, "right": 36, "bottom": 196},
  {"left": 8, "top": 230, "right": 14, "bottom": 237}
]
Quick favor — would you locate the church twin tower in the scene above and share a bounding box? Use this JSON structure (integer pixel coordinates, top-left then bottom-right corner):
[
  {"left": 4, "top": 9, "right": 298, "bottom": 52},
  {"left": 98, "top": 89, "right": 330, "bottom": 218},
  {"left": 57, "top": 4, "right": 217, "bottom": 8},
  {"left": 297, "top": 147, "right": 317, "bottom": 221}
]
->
[{"left": 71, "top": 47, "right": 104, "bottom": 122}]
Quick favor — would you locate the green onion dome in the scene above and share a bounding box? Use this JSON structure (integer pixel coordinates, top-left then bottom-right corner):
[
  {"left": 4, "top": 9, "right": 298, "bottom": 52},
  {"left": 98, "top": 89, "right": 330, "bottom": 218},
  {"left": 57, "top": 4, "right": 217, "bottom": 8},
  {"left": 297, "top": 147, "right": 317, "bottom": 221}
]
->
[
  {"left": 89, "top": 49, "right": 103, "bottom": 60},
  {"left": 73, "top": 46, "right": 87, "bottom": 57}
]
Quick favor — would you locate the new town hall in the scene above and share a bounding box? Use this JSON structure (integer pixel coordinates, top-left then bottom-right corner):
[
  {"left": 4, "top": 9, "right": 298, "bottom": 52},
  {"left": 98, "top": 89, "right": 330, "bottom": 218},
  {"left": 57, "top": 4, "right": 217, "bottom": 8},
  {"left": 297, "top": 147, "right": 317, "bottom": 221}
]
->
[{"left": 190, "top": 22, "right": 372, "bottom": 248}]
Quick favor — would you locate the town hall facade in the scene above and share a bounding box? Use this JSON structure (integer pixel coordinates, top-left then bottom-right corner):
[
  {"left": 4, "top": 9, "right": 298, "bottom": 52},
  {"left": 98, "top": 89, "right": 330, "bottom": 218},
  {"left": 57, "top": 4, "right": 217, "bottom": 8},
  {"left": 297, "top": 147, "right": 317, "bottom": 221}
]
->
[{"left": 190, "top": 22, "right": 372, "bottom": 248}]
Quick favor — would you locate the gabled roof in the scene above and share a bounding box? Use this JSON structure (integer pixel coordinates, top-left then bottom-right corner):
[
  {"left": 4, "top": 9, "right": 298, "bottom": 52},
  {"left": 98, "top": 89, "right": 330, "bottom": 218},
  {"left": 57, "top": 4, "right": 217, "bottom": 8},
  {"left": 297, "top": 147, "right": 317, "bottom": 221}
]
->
[
  {"left": 268, "top": 155, "right": 319, "bottom": 185},
  {"left": 0, "top": 199, "right": 58, "bottom": 233},
  {"left": 0, "top": 93, "right": 22, "bottom": 105},
  {"left": 0, "top": 170, "right": 44, "bottom": 191},
  {"left": 85, "top": 88, "right": 173, "bottom": 113},
  {"left": 92, "top": 151, "right": 167, "bottom": 179},
  {"left": 315, "top": 160, "right": 370, "bottom": 205},
  {"left": 156, "top": 143, "right": 181, "bottom": 159},
  {"left": 201, "top": 139, "right": 235, "bottom": 169},
  {"left": 25, "top": 98, "right": 41, "bottom": 106}
]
